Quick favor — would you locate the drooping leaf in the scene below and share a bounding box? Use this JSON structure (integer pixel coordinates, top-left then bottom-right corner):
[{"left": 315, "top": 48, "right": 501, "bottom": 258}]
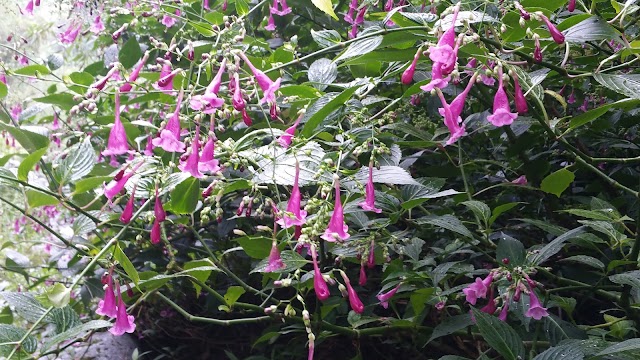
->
[
  {"left": 115, "top": 244, "right": 140, "bottom": 285},
  {"left": 416, "top": 215, "right": 474, "bottom": 239},
  {"left": 528, "top": 226, "right": 586, "bottom": 265},
  {"left": 472, "top": 308, "right": 526, "bottom": 360},
  {"left": 310, "top": 0, "right": 338, "bottom": 20},
  {"left": 593, "top": 74, "right": 640, "bottom": 99},
  {"left": 0, "top": 292, "right": 52, "bottom": 323},
  {"left": 533, "top": 340, "right": 585, "bottom": 360},
  {"left": 17, "top": 146, "right": 47, "bottom": 181},
  {"left": 41, "top": 320, "right": 112, "bottom": 353},
  {"left": 425, "top": 314, "right": 473, "bottom": 345},
  {"left": 597, "top": 338, "right": 640, "bottom": 356},
  {"left": 562, "top": 16, "right": 621, "bottom": 43},
  {"left": 540, "top": 168, "right": 574, "bottom": 197}
]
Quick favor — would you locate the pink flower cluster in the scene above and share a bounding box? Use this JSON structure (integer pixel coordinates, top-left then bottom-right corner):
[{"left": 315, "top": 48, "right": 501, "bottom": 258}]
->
[{"left": 96, "top": 271, "right": 136, "bottom": 336}]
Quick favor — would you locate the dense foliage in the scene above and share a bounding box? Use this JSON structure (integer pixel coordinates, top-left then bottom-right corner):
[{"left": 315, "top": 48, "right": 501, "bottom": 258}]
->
[{"left": 2, "top": 0, "right": 640, "bottom": 358}]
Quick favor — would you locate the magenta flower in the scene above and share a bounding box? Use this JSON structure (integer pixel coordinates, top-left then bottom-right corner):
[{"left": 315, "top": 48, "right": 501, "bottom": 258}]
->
[
  {"left": 109, "top": 284, "right": 136, "bottom": 336},
  {"left": 359, "top": 162, "right": 381, "bottom": 213},
  {"left": 514, "top": 1, "right": 530, "bottom": 20},
  {"left": 52, "top": 112, "right": 60, "bottom": 130},
  {"left": 420, "top": 62, "right": 449, "bottom": 92},
  {"left": 321, "top": 177, "right": 350, "bottom": 242},
  {"left": 539, "top": 14, "right": 565, "bottom": 44},
  {"left": 384, "top": 0, "right": 394, "bottom": 11},
  {"left": 525, "top": 289, "right": 549, "bottom": 320},
  {"left": 21, "top": 0, "right": 34, "bottom": 15},
  {"left": 96, "top": 273, "right": 117, "bottom": 318},
  {"left": 265, "top": 13, "right": 277, "bottom": 31},
  {"left": 59, "top": 21, "right": 82, "bottom": 45},
  {"left": 344, "top": 0, "right": 358, "bottom": 24},
  {"left": 276, "top": 162, "right": 307, "bottom": 228},
  {"left": 120, "top": 51, "right": 150, "bottom": 92},
  {"left": 204, "top": 0, "right": 210, "bottom": 10},
  {"left": 112, "top": 24, "right": 127, "bottom": 42},
  {"left": 154, "top": 188, "right": 166, "bottom": 222},
  {"left": 401, "top": 47, "right": 421, "bottom": 85},
  {"left": 512, "top": 71, "right": 528, "bottom": 114},
  {"left": 428, "top": 4, "right": 460, "bottom": 75},
  {"left": 270, "top": 0, "right": 292, "bottom": 16},
  {"left": 311, "top": 245, "right": 330, "bottom": 301},
  {"left": 189, "top": 58, "right": 226, "bottom": 112},
  {"left": 18, "top": 56, "right": 28, "bottom": 65},
  {"left": 0, "top": 72, "right": 6, "bottom": 85},
  {"left": 154, "top": 63, "right": 179, "bottom": 93},
  {"left": 480, "top": 288, "right": 497, "bottom": 314},
  {"left": 359, "top": 263, "right": 367, "bottom": 286},
  {"left": 498, "top": 298, "right": 510, "bottom": 321},
  {"left": 102, "top": 91, "right": 130, "bottom": 156},
  {"left": 150, "top": 219, "right": 161, "bottom": 244},
  {"left": 161, "top": 14, "right": 177, "bottom": 28},
  {"left": 533, "top": 36, "right": 543, "bottom": 63},
  {"left": 91, "top": 66, "right": 119, "bottom": 91},
  {"left": 377, "top": 283, "right": 401, "bottom": 309},
  {"left": 568, "top": 0, "right": 576, "bottom": 11},
  {"left": 120, "top": 185, "right": 136, "bottom": 224},
  {"left": 104, "top": 163, "right": 141, "bottom": 201},
  {"left": 487, "top": 67, "right": 518, "bottom": 127},
  {"left": 242, "top": 109, "right": 253, "bottom": 127},
  {"left": 90, "top": 15, "right": 105, "bottom": 34},
  {"left": 340, "top": 272, "right": 364, "bottom": 314},
  {"left": 511, "top": 175, "right": 528, "bottom": 185},
  {"left": 277, "top": 115, "right": 301, "bottom": 148},
  {"left": 265, "top": 240, "right": 286, "bottom": 272},
  {"left": 209, "top": 58, "right": 227, "bottom": 95},
  {"left": 232, "top": 73, "right": 246, "bottom": 111},
  {"left": 462, "top": 273, "right": 493, "bottom": 305},
  {"left": 198, "top": 137, "right": 220, "bottom": 173},
  {"left": 178, "top": 126, "right": 204, "bottom": 179},
  {"left": 153, "top": 90, "right": 186, "bottom": 152},
  {"left": 10, "top": 104, "right": 22, "bottom": 120},
  {"left": 436, "top": 90, "right": 465, "bottom": 145},
  {"left": 239, "top": 53, "right": 282, "bottom": 105},
  {"left": 568, "top": 90, "right": 576, "bottom": 104}
]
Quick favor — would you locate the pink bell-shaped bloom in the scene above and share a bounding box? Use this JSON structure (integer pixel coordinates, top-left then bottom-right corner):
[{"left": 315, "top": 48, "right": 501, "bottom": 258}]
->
[
  {"left": 120, "top": 185, "right": 136, "bottom": 224},
  {"left": 203, "top": 0, "right": 210, "bottom": 10},
  {"left": 102, "top": 91, "right": 130, "bottom": 156},
  {"left": 462, "top": 273, "right": 493, "bottom": 305},
  {"left": 271, "top": 0, "right": 292, "bottom": 16},
  {"left": 480, "top": 288, "right": 497, "bottom": 314},
  {"left": 161, "top": 13, "right": 177, "bottom": 28},
  {"left": 511, "top": 175, "right": 528, "bottom": 185},
  {"left": 232, "top": 73, "right": 246, "bottom": 111},
  {"left": 514, "top": 1, "right": 530, "bottom": 20},
  {"left": 150, "top": 219, "right": 161, "bottom": 244},
  {"left": 498, "top": 297, "right": 510, "bottom": 321},
  {"left": 241, "top": 109, "right": 253, "bottom": 127},
  {"left": 420, "top": 62, "right": 450, "bottom": 92},
  {"left": 265, "top": 240, "right": 286, "bottom": 272},
  {"left": 208, "top": 58, "right": 227, "bottom": 95},
  {"left": 178, "top": 126, "right": 204, "bottom": 179},
  {"left": 91, "top": 66, "right": 119, "bottom": 91},
  {"left": 18, "top": 56, "right": 28, "bottom": 65},
  {"left": 525, "top": 289, "right": 549, "bottom": 320},
  {"left": 401, "top": 47, "right": 421, "bottom": 85},
  {"left": 340, "top": 272, "right": 364, "bottom": 314},
  {"left": 568, "top": 90, "right": 576, "bottom": 104},
  {"left": 10, "top": 105, "right": 21, "bottom": 120},
  {"left": 344, "top": 0, "right": 358, "bottom": 24},
  {"left": 384, "top": 0, "right": 394, "bottom": 11},
  {"left": 154, "top": 188, "right": 166, "bottom": 222},
  {"left": 96, "top": 273, "right": 117, "bottom": 318},
  {"left": 276, "top": 162, "right": 307, "bottom": 228},
  {"left": 428, "top": 4, "right": 460, "bottom": 73},
  {"left": 120, "top": 51, "right": 150, "bottom": 92},
  {"left": 277, "top": 115, "right": 301, "bottom": 148},
  {"left": 104, "top": 163, "right": 141, "bottom": 201},
  {"left": 111, "top": 24, "right": 127, "bottom": 42},
  {"left": 52, "top": 112, "right": 60, "bottom": 130},
  {"left": 198, "top": 137, "right": 220, "bottom": 173},
  {"left": 238, "top": 53, "right": 282, "bottom": 105},
  {"left": 190, "top": 93, "right": 224, "bottom": 114},
  {"left": 377, "top": 283, "right": 401, "bottom": 309},
  {"left": 265, "top": 13, "right": 277, "bottom": 31},
  {"left": 487, "top": 67, "right": 518, "bottom": 127},
  {"left": 90, "top": 15, "right": 105, "bottom": 34},
  {"left": 539, "top": 14, "right": 565, "bottom": 44},
  {"left": 568, "top": 0, "right": 576, "bottom": 11},
  {"left": 321, "top": 177, "right": 350, "bottom": 242},
  {"left": 311, "top": 245, "right": 330, "bottom": 301},
  {"left": 154, "top": 64, "right": 180, "bottom": 93},
  {"left": 436, "top": 90, "right": 466, "bottom": 145},
  {"left": 533, "top": 36, "right": 543, "bottom": 63},
  {"left": 59, "top": 21, "right": 82, "bottom": 44},
  {"left": 22, "top": 0, "right": 34, "bottom": 15},
  {"left": 512, "top": 71, "right": 528, "bottom": 114},
  {"left": 359, "top": 263, "right": 367, "bottom": 286},
  {"left": 153, "top": 89, "right": 185, "bottom": 152},
  {"left": 358, "top": 162, "right": 381, "bottom": 213},
  {"left": 109, "top": 284, "right": 136, "bottom": 336}
]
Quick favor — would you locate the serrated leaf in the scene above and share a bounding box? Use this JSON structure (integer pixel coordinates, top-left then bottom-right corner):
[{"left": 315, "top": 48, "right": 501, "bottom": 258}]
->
[
  {"left": 311, "top": 0, "right": 338, "bottom": 20},
  {"left": 114, "top": 244, "right": 140, "bottom": 285},
  {"left": 563, "top": 16, "right": 621, "bottom": 43},
  {"left": 311, "top": 29, "right": 342, "bottom": 48},
  {"left": 540, "top": 168, "right": 574, "bottom": 197},
  {"left": 308, "top": 58, "right": 337, "bottom": 91},
  {"left": 17, "top": 146, "right": 47, "bottom": 181},
  {"left": 50, "top": 306, "right": 81, "bottom": 333},
  {"left": 335, "top": 35, "right": 383, "bottom": 62},
  {"left": 53, "top": 137, "right": 96, "bottom": 184},
  {"left": 472, "top": 308, "right": 525, "bottom": 360},
  {"left": 425, "top": 314, "right": 473, "bottom": 345},
  {"left": 593, "top": 74, "right": 640, "bottom": 99},
  {"left": 597, "top": 338, "right": 640, "bottom": 356},
  {"left": 528, "top": 226, "right": 586, "bottom": 265},
  {"left": 0, "top": 324, "right": 37, "bottom": 356},
  {"left": 533, "top": 340, "right": 585, "bottom": 360},
  {"left": 416, "top": 215, "right": 474, "bottom": 238},
  {"left": 1, "top": 292, "right": 52, "bottom": 323},
  {"left": 41, "top": 320, "right": 112, "bottom": 352}
]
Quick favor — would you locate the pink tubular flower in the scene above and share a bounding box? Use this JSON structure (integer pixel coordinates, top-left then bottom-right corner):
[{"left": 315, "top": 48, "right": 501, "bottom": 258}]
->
[
  {"left": 22, "top": 0, "right": 34, "bottom": 15},
  {"left": 539, "top": 14, "right": 565, "bottom": 44},
  {"left": 178, "top": 125, "right": 204, "bottom": 179},
  {"left": 462, "top": 273, "right": 493, "bottom": 305},
  {"left": 150, "top": 219, "right": 161, "bottom": 244},
  {"left": 321, "top": 176, "right": 350, "bottom": 242},
  {"left": 344, "top": 0, "right": 358, "bottom": 24},
  {"left": 91, "top": 66, "right": 119, "bottom": 92},
  {"left": 198, "top": 137, "right": 220, "bottom": 173},
  {"left": 359, "top": 263, "right": 367, "bottom": 286},
  {"left": 154, "top": 63, "right": 179, "bottom": 93},
  {"left": 104, "top": 163, "right": 141, "bottom": 201},
  {"left": 96, "top": 272, "right": 117, "bottom": 318},
  {"left": 120, "top": 185, "right": 136, "bottom": 224},
  {"left": 161, "top": 14, "right": 177, "bottom": 28},
  {"left": 0, "top": 72, "right": 6, "bottom": 85},
  {"left": 203, "top": 0, "right": 210, "bottom": 10},
  {"left": 59, "top": 21, "right": 82, "bottom": 45},
  {"left": 359, "top": 162, "right": 381, "bottom": 213},
  {"left": 311, "top": 245, "right": 330, "bottom": 301},
  {"left": 265, "top": 240, "right": 286, "bottom": 272},
  {"left": 401, "top": 46, "right": 422, "bottom": 85},
  {"left": 90, "top": 15, "right": 105, "bottom": 34},
  {"left": 514, "top": 1, "right": 530, "bottom": 20},
  {"left": 277, "top": 114, "right": 302, "bottom": 148},
  {"left": 435, "top": 73, "right": 477, "bottom": 145},
  {"left": 498, "top": 297, "right": 510, "bottom": 321},
  {"left": 525, "top": 289, "right": 549, "bottom": 320},
  {"left": 512, "top": 71, "right": 528, "bottom": 114},
  {"left": 265, "top": 13, "right": 276, "bottom": 31},
  {"left": 238, "top": 53, "right": 282, "bottom": 105},
  {"left": 533, "top": 36, "right": 543, "bottom": 63},
  {"left": 568, "top": 0, "right": 576, "bottom": 11},
  {"left": 511, "top": 175, "right": 528, "bottom": 185},
  {"left": 276, "top": 162, "right": 307, "bottom": 228},
  {"left": 480, "top": 288, "right": 497, "bottom": 314},
  {"left": 377, "top": 283, "right": 401, "bottom": 309},
  {"left": 109, "top": 284, "right": 136, "bottom": 336},
  {"left": 232, "top": 73, "right": 246, "bottom": 111},
  {"left": 340, "top": 272, "right": 364, "bottom": 314},
  {"left": 152, "top": 90, "right": 186, "bottom": 152},
  {"left": 120, "top": 51, "right": 150, "bottom": 92},
  {"left": 420, "top": 61, "right": 449, "bottom": 92},
  {"left": 154, "top": 188, "right": 166, "bottom": 222},
  {"left": 102, "top": 91, "right": 130, "bottom": 156},
  {"left": 189, "top": 72, "right": 225, "bottom": 114},
  {"left": 270, "top": 0, "right": 292, "bottom": 16},
  {"left": 487, "top": 67, "right": 518, "bottom": 127},
  {"left": 428, "top": 4, "right": 461, "bottom": 74},
  {"left": 208, "top": 58, "right": 227, "bottom": 95}
]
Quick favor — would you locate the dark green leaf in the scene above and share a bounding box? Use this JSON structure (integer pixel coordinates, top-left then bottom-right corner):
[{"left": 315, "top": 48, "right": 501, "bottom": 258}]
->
[
  {"left": 236, "top": 236, "right": 272, "bottom": 259},
  {"left": 528, "top": 226, "right": 586, "bottom": 265},
  {"left": 335, "top": 34, "right": 383, "bottom": 62},
  {"left": 0, "top": 123, "right": 49, "bottom": 153},
  {"left": 169, "top": 177, "right": 199, "bottom": 214},
  {"left": 0, "top": 292, "right": 52, "bottom": 323},
  {"left": 301, "top": 86, "right": 359, "bottom": 137},
  {"left": 17, "top": 146, "right": 47, "bottom": 181},
  {"left": 597, "top": 338, "right": 640, "bottom": 356},
  {"left": 41, "top": 320, "right": 112, "bottom": 353},
  {"left": 593, "top": 74, "right": 640, "bottom": 99},
  {"left": 416, "top": 215, "right": 474, "bottom": 239},
  {"left": 425, "top": 314, "right": 473, "bottom": 345},
  {"left": 119, "top": 37, "right": 142, "bottom": 69},
  {"left": 0, "top": 82, "right": 6, "bottom": 99},
  {"left": 33, "top": 93, "right": 76, "bottom": 111},
  {"left": 115, "top": 244, "right": 140, "bottom": 285},
  {"left": 533, "top": 340, "right": 585, "bottom": 360},
  {"left": 560, "top": 255, "right": 604, "bottom": 270},
  {"left": 224, "top": 286, "right": 246, "bottom": 306},
  {"left": 251, "top": 250, "right": 309, "bottom": 273},
  {"left": 496, "top": 234, "right": 526, "bottom": 266},
  {"left": 563, "top": 16, "right": 621, "bottom": 43},
  {"left": 462, "top": 200, "right": 491, "bottom": 225},
  {"left": 50, "top": 306, "right": 80, "bottom": 333},
  {"left": 472, "top": 308, "right": 525, "bottom": 360},
  {"left": 235, "top": 0, "right": 249, "bottom": 16}
]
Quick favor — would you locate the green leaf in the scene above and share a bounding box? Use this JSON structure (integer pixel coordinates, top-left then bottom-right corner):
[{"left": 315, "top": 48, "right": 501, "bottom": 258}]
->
[
  {"left": 528, "top": 226, "right": 586, "bottom": 265},
  {"left": 533, "top": 340, "right": 585, "bottom": 360},
  {"left": 489, "top": 202, "right": 521, "bottom": 226},
  {"left": 41, "top": 320, "right": 112, "bottom": 353},
  {"left": 472, "top": 308, "right": 525, "bottom": 360},
  {"left": 224, "top": 286, "right": 246, "bottom": 307},
  {"left": 236, "top": 236, "right": 272, "bottom": 259},
  {"left": 569, "top": 99, "right": 640, "bottom": 131},
  {"left": 462, "top": 200, "right": 491, "bottom": 225},
  {"left": 73, "top": 176, "right": 112, "bottom": 195},
  {"left": 0, "top": 292, "right": 51, "bottom": 323},
  {"left": 0, "top": 324, "right": 37, "bottom": 356},
  {"left": 0, "top": 123, "right": 49, "bottom": 153},
  {"left": 169, "top": 177, "right": 199, "bottom": 214},
  {"left": 425, "top": 314, "right": 473, "bottom": 345},
  {"left": 33, "top": 93, "right": 77, "bottom": 111},
  {"left": 336, "top": 34, "right": 383, "bottom": 62},
  {"left": 14, "top": 64, "right": 50, "bottom": 76},
  {"left": 401, "top": 178, "right": 461, "bottom": 209},
  {"left": 0, "top": 82, "right": 7, "bottom": 99},
  {"left": 560, "top": 255, "right": 605, "bottom": 270},
  {"left": 0, "top": 307, "right": 12, "bottom": 325},
  {"left": 25, "top": 189, "right": 59, "bottom": 208},
  {"left": 114, "top": 244, "right": 140, "bottom": 285},
  {"left": 540, "top": 168, "right": 574, "bottom": 197},
  {"left": 593, "top": 74, "right": 640, "bottom": 99},
  {"left": 563, "top": 16, "right": 620, "bottom": 44},
  {"left": 251, "top": 250, "right": 309, "bottom": 273},
  {"left": 119, "top": 37, "right": 142, "bottom": 69},
  {"left": 496, "top": 234, "right": 526, "bottom": 266},
  {"left": 415, "top": 215, "right": 474, "bottom": 239},
  {"left": 189, "top": 21, "right": 214, "bottom": 37},
  {"left": 72, "top": 214, "right": 97, "bottom": 236},
  {"left": 235, "top": 0, "right": 249, "bottom": 16},
  {"left": 544, "top": 314, "right": 587, "bottom": 345},
  {"left": 50, "top": 306, "right": 81, "bottom": 333},
  {"left": 597, "top": 338, "right": 640, "bottom": 356},
  {"left": 301, "top": 86, "right": 359, "bottom": 137},
  {"left": 311, "top": 29, "right": 342, "bottom": 48},
  {"left": 183, "top": 259, "right": 216, "bottom": 296},
  {"left": 610, "top": 270, "right": 640, "bottom": 289},
  {"left": 17, "top": 146, "right": 47, "bottom": 181},
  {"left": 310, "top": 0, "right": 338, "bottom": 20},
  {"left": 47, "top": 283, "right": 71, "bottom": 308},
  {"left": 308, "top": 58, "right": 337, "bottom": 91},
  {"left": 53, "top": 137, "right": 96, "bottom": 184}
]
